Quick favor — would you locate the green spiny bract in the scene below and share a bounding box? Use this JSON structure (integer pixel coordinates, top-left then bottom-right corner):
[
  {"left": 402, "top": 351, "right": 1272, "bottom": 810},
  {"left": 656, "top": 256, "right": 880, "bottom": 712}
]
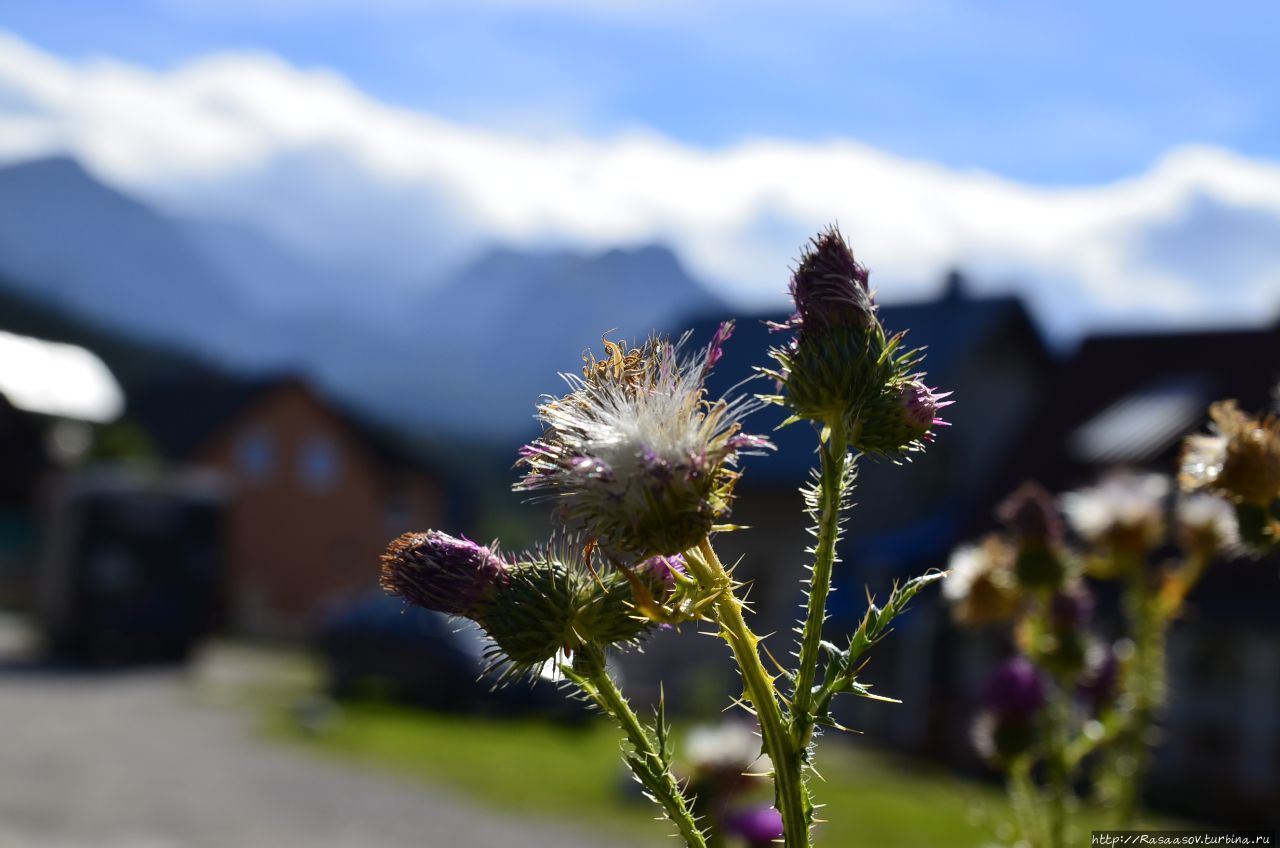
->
[{"left": 478, "top": 545, "right": 656, "bottom": 680}]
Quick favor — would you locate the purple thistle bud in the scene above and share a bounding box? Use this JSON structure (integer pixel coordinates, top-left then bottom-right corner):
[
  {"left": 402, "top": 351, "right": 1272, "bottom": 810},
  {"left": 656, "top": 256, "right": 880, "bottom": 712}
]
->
[
  {"left": 789, "top": 225, "right": 876, "bottom": 333},
  {"left": 984, "top": 657, "right": 1046, "bottom": 723},
  {"left": 1078, "top": 649, "right": 1120, "bottom": 713},
  {"left": 1050, "top": 584, "right": 1094, "bottom": 632},
  {"left": 997, "top": 482, "right": 1064, "bottom": 545},
  {"left": 899, "top": 377, "right": 953, "bottom": 442},
  {"left": 380, "top": 530, "right": 509, "bottom": 618},
  {"left": 722, "top": 805, "right": 784, "bottom": 847},
  {"left": 639, "top": 553, "right": 686, "bottom": 591}
]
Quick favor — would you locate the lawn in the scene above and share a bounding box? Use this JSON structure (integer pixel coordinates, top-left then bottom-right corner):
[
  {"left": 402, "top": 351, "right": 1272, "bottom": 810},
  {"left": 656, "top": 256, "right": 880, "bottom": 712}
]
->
[{"left": 270, "top": 699, "right": 1016, "bottom": 847}]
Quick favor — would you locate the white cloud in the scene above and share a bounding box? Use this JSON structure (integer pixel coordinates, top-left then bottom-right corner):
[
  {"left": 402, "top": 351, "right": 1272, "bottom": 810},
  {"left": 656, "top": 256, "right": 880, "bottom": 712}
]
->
[{"left": 1, "top": 31, "right": 1278, "bottom": 336}]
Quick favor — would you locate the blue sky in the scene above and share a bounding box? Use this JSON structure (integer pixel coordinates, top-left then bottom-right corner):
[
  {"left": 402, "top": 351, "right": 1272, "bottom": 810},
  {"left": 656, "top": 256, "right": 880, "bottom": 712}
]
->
[
  {"left": 3, "top": 0, "right": 1277, "bottom": 185},
  {"left": 1, "top": 2, "right": 1278, "bottom": 337}
]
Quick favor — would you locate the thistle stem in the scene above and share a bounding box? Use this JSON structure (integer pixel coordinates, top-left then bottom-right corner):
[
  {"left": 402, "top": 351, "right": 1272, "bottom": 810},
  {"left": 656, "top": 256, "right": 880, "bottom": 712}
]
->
[
  {"left": 565, "top": 646, "right": 708, "bottom": 848},
  {"left": 792, "top": 420, "right": 849, "bottom": 747},
  {"left": 1007, "top": 756, "right": 1048, "bottom": 848},
  {"left": 686, "top": 538, "right": 811, "bottom": 848},
  {"left": 1113, "top": 564, "right": 1161, "bottom": 828},
  {"left": 1043, "top": 684, "right": 1072, "bottom": 848}
]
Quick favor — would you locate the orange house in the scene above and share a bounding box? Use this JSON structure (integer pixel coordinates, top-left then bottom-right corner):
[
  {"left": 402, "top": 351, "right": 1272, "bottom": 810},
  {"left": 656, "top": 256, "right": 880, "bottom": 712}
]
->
[{"left": 133, "top": 377, "right": 448, "bottom": 636}]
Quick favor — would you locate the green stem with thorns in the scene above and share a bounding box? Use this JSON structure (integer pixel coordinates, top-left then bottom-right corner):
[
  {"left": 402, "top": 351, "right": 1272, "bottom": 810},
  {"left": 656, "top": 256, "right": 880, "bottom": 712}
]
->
[
  {"left": 791, "top": 418, "right": 851, "bottom": 753},
  {"left": 563, "top": 644, "right": 708, "bottom": 848},
  {"left": 684, "top": 538, "right": 811, "bottom": 848}
]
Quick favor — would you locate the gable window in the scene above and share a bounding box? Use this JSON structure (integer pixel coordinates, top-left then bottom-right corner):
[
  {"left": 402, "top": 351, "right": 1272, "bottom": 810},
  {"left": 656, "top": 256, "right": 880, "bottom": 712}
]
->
[
  {"left": 299, "top": 434, "right": 341, "bottom": 493},
  {"left": 235, "top": 428, "right": 275, "bottom": 484}
]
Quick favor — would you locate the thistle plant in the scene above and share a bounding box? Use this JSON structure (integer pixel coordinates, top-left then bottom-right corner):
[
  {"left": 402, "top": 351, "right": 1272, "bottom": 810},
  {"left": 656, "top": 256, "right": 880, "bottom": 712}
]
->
[
  {"left": 380, "top": 225, "right": 948, "bottom": 847},
  {"left": 943, "top": 396, "right": 1272, "bottom": 847}
]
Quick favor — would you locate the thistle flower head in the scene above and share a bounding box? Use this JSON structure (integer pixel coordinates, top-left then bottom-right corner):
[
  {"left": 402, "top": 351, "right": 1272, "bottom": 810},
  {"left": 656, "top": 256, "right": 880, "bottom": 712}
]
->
[
  {"left": 478, "top": 536, "right": 658, "bottom": 681},
  {"left": 943, "top": 536, "right": 1022, "bottom": 626},
  {"left": 1175, "top": 492, "right": 1240, "bottom": 559},
  {"left": 998, "top": 482, "right": 1064, "bottom": 545},
  {"left": 984, "top": 657, "right": 1046, "bottom": 723},
  {"left": 1060, "top": 472, "right": 1169, "bottom": 559},
  {"left": 1179, "top": 400, "right": 1280, "bottom": 507},
  {"left": 1049, "top": 583, "right": 1094, "bottom": 633},
  {"left": 516, "top": 327, "right": 770, "bottom": 556},
  {"left": 972, "top": 657, "right": 1046, "bottom": 763},
  {"left": 637, "top": 553, "right": 686, "bottom": 594},
  {"left": 380, "top": 530, "right": 509, "bottom": 618},
  {"left": 722, "top": 806, "right": 784, "bottom": 848},
  {"left": 787, "top": 225, "right": 876, "bottom": 333}
]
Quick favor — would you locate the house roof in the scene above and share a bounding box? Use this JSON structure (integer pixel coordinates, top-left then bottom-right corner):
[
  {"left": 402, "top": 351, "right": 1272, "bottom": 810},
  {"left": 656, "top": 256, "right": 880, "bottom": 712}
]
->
[
  {"left": 129, "top": 374, "right": 443, "bottom": 480},
  {"left": 984, "top": 319, "right": 1280, "bottom": 509}
]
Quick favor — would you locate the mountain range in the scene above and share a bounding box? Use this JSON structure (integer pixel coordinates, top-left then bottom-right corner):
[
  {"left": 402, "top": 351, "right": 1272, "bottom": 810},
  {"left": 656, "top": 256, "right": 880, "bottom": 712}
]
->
[{"left": 0, "top": 156, "right": 725, "bottom": 440}]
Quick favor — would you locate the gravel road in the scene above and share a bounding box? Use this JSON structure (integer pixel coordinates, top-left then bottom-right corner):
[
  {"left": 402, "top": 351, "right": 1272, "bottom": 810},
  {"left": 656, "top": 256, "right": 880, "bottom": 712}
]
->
[{"left": 0, "top": 637, "right": 632, "bottom": 848}]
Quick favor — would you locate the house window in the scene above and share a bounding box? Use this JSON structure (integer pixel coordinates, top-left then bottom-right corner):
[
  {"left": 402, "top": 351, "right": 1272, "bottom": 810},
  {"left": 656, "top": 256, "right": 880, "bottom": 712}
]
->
[
  {"left": 236, "top": 428, "right": 275, "bottom": 483},
  {"left": 299, "top": 434, "right": 341, "bottom": 493}
]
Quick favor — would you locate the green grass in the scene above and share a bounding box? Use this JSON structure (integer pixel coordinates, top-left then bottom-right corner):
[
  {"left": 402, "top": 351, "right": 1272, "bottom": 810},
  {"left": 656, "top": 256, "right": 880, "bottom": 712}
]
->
[{"left": 270, "top": 700, "right": 1015, "bottom": 847}]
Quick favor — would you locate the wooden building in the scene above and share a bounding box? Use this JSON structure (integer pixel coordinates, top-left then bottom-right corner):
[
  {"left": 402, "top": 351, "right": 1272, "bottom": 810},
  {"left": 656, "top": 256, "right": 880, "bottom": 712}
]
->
[{"left": 133, "top": 377, "right": 449, "bottom": 636}]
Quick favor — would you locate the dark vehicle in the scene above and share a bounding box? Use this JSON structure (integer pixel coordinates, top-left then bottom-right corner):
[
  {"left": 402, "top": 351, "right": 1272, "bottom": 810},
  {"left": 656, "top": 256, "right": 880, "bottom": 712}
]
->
[
  {"left": 318, "top": 590, "right": 589, "bottom": 720},
  {"left": 39, "top": 466, "right": 227, "bottom": 663}
]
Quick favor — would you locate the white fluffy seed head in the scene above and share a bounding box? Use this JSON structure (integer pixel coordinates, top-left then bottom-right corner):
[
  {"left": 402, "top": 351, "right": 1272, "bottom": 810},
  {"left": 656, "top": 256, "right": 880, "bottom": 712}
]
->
[{"left": 516, "top": 328, "right": 770, "bottom": 555}]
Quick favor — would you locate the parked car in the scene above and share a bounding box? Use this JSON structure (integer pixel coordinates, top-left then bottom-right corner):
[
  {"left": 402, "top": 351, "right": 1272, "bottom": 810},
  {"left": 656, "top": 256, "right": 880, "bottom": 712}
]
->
[{"left": 317, "top": 590, "right": 590, "bottom": 720}]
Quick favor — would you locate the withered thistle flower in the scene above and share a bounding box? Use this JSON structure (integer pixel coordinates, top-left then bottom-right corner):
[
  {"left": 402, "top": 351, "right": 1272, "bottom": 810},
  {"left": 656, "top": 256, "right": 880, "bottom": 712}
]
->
[
  {"left": 1175, "top": 493, "right": 1239, "bottom": 559},
  {"left": 1179, "top": 400, "right": 1280, "bottom": 507},
  {"left": 516, "top": 326, "right": 770, "bottom": 557},
  {"left": 1060, "top": 472, "right": 1169, "bottom": 564},
  {"left": 943, "top": 536, "right": 1022, "bottom": 626},
  {"left": 380, "top": 531, "right": 509, "bottom": 618}
]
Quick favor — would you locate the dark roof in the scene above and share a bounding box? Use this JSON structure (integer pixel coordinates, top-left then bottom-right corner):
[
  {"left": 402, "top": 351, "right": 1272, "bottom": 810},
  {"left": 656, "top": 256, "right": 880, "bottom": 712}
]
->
[
  {"left": 984, "top": 320, "right": 1280, "bottom": 507},
  {"left": 129, "top": 374, "right": 443, "bottom": 479}
]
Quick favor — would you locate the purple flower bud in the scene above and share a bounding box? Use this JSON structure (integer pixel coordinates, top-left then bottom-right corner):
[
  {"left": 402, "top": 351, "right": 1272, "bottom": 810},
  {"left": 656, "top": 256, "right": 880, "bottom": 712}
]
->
[
  {"left": 1078, "top": 649, "right": 1120, "bottom": 713},
  {"left": 639, "top": 554, "right": 685, "bottom": 591},
  {"left": 997, "top": 482, "right": 1063, "bottom": 544},
  {"left": 722, "top": 805, "right": 784, "bottom": 847},
  {"left": 789, "top": 226, "right": 876, "bottom": 332},
  {"left": 984, "top": 657, "right": 1046, "bottom": 723},
  {"left": 899, "top": 377, "right": 952, "bottom": 443},
  {"left": 1050, "top": 584, "right": 1093, "bottom": 632},
  {"left": 380, "top": 531, "right": 509, "bottom": 618}
]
